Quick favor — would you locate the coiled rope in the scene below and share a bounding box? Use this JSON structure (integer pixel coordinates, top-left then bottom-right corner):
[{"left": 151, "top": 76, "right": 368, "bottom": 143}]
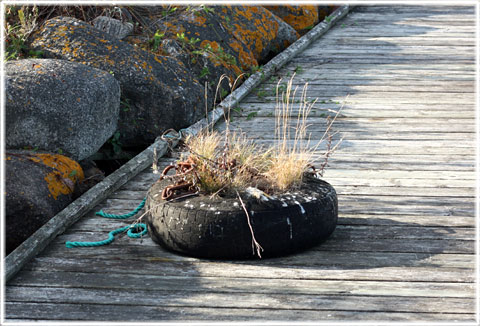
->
[{"left": 65, "top": 197, "right": 147, "bottom": 248}]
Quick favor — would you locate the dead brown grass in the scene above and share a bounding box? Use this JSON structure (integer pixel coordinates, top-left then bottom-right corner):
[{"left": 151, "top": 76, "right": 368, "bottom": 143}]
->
[{"left": 169, "top": 74, "right": 342, "bottom": 196}]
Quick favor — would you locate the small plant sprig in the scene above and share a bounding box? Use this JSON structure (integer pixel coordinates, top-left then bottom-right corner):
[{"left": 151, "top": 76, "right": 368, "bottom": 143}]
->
[{"left": 5, "top": 5, "right": 41, "bottom": 61}]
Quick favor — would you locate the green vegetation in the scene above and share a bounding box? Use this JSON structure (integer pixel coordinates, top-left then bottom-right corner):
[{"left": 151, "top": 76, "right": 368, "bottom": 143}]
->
[
  {"left": 150, "top": 31, "right": 165, "bottom": 51},
  {"left": 199, "top": 67, "right": 210, "bottom": 78},
  {"left": 5, "top": 6, "right": 42, "bottom": 61},
  {"left": 108, "top": 131, "right": 122, "bottom": 155},
  {"left": 246, "top": 111, "right": 258, "bottom": 120}
]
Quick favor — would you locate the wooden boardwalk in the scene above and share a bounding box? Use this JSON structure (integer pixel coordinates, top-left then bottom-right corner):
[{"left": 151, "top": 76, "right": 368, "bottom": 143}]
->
[{"left": 4, "top": 5, "right": 477, "bottom": 322}]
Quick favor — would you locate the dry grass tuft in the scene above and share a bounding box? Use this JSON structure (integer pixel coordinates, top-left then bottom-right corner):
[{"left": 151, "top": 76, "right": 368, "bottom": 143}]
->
[
  {"left": 161, "top": 74, "right": 342, "bottom": 196},
  {"left": 263, "top": 75, "right": 318, "bottom": 191}
]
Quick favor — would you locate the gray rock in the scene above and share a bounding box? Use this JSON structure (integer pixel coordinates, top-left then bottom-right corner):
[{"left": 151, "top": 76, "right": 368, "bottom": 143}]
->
[
  {"left": 5, "top": 59, "right": 120, "bottom": 161},
  {"left": 92, "top": 16, "right": 133, "bottom": 39},
  {"left": 5, "top": 150, "right": 84, "bottom": 254},
  {"left": 30, "top": 16, "right": 205, "bottom": 148}
]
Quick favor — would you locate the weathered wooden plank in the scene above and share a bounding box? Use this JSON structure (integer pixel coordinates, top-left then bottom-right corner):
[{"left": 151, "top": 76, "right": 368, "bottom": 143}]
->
[
  {"left": 7, "top": 271, "right": 475, "bottom": 298},
  {"left": 22, "top": 256, "right": 476, "bottom": 282},
  {"left": 337, "top": 213, "right": 475, "bottom": 227},
  {"left": 345, "top": 12, "right": 475, "bottom": 21},
  {"left": 279, "top": 68, "right": 476, "bottom": 79},
  {"left": 295, "top": 54, "right": 475, "bottom": 64},
  {"left": 301, "top": 46, "right": 476, "bottom": 55},
  {"left": 289, "top": 56, "right": 474, "bottom": 64},
  {"left": 6, "top": 286, "right": 475, "bottom": 314},
  {"left": 244, "top": 95, "right": 476, "bottom": 104},
  {"left": 233, "top": 109, "right": 475, "bottom": 119},
  {"left": 334, "top": 186, "right": 474, "bottom": 197},
  {"left": 226, "top": 117, "right": 476, "bottom": 128},
  {"left": 263, "top": 78, "right": 475, "bottom": 88},
  {"left": 251, "top": 142, "right": 476, "bottom": 156},
  {"left": 324, "top": 28, "right": 476, "bottom": 37},
  {"left": 278, "top": 62, "right": 475, "bottom": 72},
  {"left": 325, "top": 29, "right": 476, "bottom": 37},
  {"left": 225, "top": 123, "right": 476, "bottom": 135},
  {"left": 37, "top": 242, "right": 475, "bottom": 269},
  {"left": 5, "top": 302, "right": 476, "bottom": 322},
  {"left": 327, "top": 177, "right": 474, "bottom": 189},
  {"left": 254, "top": 84, "right": 475, "bottom": 93},
  {"left": 324, "top": 169, "right": 475, "bottom": 180},
  {"left": 266, "top": 77, "right": 476, "bottom": 87},
  {"left": 235, "top": 102, "right": 476, "bottom": 112},
  {"left": 353, "top": 6, "right": 474, "bottom": 13},
  {"left": 347, "top": 20, "right": 476, "bottom": 28}
]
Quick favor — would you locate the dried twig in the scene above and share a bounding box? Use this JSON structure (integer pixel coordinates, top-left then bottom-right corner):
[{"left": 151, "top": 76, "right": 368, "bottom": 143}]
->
[{"left": 236, "top": 190, "right": 264, "bottom": 258}]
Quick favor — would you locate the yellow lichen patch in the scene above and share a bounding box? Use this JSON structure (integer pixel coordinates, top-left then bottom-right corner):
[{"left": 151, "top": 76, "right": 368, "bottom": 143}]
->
[
  {"left": 192, "top": 14, "right": 207, "bottom": 26},
  {"left": 221, "top": 6, "right": 280, "bottom": 60},
  {"left": 163, "top": 21, "right": 186, "bottom": 35},
  {"left": 265, "top": 5, "right": 319, "bottom": 33},
  {"left": 200, "top": 40, "right": 220, "bottom": 52},
  {"left": 228, "top": 40, "right": 258, "bottom": 70},
  {"left": 29, "top": 154, "right": 84, "bottom": 200}
]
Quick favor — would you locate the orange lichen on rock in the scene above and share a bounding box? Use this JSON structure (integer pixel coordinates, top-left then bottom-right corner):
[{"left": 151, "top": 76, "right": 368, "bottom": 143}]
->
[
  {"left": 219, "top": 6, "right": 279, "bottom": 60},
  {"left": 29, "top": 154, "right": 84, "bottom": 200},
  {"left": 265, "top": 5, "right": 319, "bottom": 34},
  {"left": 218, "top": 6, "right": 298, "bottom": 62},
  {"left": 228, "top": 39, "right": 258, "bottom": 70}
]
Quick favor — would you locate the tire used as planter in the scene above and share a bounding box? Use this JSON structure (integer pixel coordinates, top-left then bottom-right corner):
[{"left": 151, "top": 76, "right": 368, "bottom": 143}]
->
[{"left": 145, "top": 175, "right": 338, "bottom": 259}]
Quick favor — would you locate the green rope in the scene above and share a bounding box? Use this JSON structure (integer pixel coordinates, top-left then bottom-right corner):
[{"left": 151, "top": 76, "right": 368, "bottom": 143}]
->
[
  {"left": 65, "top": 223, "right": 147, "bottom": 248},
  {"left": 95, "top": 197, "right": 146, "bottom": 219},
  {"left": 65, "top": 197, "right": 147, "bottom": 248}
]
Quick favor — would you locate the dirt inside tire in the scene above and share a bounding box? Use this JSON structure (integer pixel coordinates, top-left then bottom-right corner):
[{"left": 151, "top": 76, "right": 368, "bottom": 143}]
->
[{"left": 145, "top": 175, "right": 338, "bottom": 259}]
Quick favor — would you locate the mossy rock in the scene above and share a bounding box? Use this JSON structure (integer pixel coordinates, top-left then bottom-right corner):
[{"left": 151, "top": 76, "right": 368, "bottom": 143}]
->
[
  {"left": 5, "top": 151, "right": 84, "bottom": 254},
  {"left": 29, "top": 16, "right": 205, "bottom": 148}
]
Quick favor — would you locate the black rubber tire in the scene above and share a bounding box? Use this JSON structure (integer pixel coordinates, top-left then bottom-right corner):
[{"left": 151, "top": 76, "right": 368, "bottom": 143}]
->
[{"left": 145, "top": 176, "right": 338, "bottom": 259}]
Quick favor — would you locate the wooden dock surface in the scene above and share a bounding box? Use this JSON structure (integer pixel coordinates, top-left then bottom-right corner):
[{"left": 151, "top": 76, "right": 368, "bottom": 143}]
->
[{"left": 4, "top": 5, "right": 477, "bottom": 322}]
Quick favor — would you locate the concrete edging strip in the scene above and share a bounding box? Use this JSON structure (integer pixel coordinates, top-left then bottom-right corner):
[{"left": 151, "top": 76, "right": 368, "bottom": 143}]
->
[{"left": 4, "top": 5, "right": 351, "bottom": 282}]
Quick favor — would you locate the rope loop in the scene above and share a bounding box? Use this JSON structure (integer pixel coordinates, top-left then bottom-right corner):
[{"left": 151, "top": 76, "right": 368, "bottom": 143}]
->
[
  {"left": 127, "top": 224, "right": 148, "bottom": 238},
  {"left": 66, "top": 198, "right": 147, "bottom": 248},
  {"left": 65, "top": 223, "right": 147, "bottom": 248}
]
